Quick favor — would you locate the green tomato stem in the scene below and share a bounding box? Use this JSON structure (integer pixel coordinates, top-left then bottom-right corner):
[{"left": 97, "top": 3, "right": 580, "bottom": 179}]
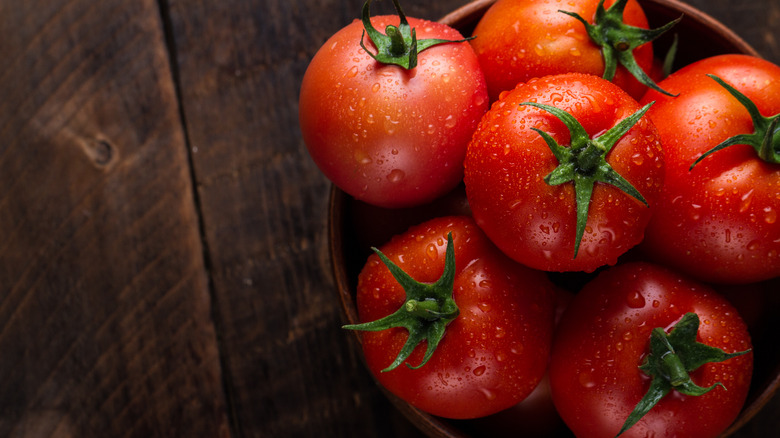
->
[{"left": 343, "top": 232, "right": 460, "bottom": 372}]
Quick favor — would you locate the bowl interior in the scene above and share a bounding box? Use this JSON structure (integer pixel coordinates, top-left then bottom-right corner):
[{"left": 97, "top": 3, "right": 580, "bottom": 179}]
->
[{"left": 329, "top": 1, "right": 778, "bottom": 436}]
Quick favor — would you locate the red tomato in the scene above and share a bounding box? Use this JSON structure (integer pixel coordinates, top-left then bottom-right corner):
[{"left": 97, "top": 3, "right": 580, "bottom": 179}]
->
[
  {"left": 549, "top": 262, "right": 753, "bottom": 438},
  {"left": 639, "top": 54, "right": 780, "bottom": 284},
  {"left": 470, "top": 0, "right": 664, "bottom": 102},
  {"left": 464, "top": 73, "right": 665, "bottom": 273},
  {"left": 299, "top": 3, "right": 488, "bottom": 208},
  {"left": 353, "top": 216, "right": 556, "bottom": 419}
]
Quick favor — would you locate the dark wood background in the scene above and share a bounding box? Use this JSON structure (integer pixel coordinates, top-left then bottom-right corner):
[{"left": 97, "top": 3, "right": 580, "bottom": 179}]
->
[{"left": 0, "top": 0, "right": 777, "bottom": 437}]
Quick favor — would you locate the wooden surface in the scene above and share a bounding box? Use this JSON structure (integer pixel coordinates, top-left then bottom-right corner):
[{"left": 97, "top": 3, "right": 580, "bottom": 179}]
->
[{"left": 0, "top": 0, "right": 777, "bottom": 437}]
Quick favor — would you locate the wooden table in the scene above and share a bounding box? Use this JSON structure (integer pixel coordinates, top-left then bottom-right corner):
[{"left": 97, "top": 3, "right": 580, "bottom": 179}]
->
[{"left": 1, "top": 0, "right": 777, "bottom": 436}]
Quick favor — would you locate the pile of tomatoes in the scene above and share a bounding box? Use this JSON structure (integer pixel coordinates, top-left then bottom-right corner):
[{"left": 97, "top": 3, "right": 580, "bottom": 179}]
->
[{"left": 299, "top": 1, "right": 779, "bottom": 437}]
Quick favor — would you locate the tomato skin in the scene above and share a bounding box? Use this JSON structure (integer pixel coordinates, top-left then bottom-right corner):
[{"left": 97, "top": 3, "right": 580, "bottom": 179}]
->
[
  {"left": 299, "top": 16, "right": 488, "bottom": 208},
  {"left": 639, "top": 54, "right": 780, "bottom": 284},
  {"left": 470, "top": 0, "right": 653, "bottom": 102},
  {"left": 356, "top": 216, "right": 556, "bottom": 419},
  {"left": 549, "top": 262, "right": 753, "bottom": 438},
  {"left": 464, "top": 73, "right": 664, "bottom": 273}
]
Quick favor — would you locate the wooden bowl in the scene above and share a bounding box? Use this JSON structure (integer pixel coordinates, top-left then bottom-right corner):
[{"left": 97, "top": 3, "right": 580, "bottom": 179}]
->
[{"left": 329, "top": 0, "right": 779, "bottom": 436}]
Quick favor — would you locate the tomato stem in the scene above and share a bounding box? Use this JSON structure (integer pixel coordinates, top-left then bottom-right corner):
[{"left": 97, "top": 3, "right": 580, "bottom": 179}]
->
[
  {"left": 521, "top": 101, "right": 652, "bottom": 258},
  {"left": 559, "top": 0, "right": 680, "bottom": 96},
  {"left": 343, "top": 232, "right": 460, "bottom": 372},
  {"left": 690, "top": 74, "right": 780, "bottom": 168},
  {"left": 616, "top": 313, "right": 751, "bottom": 437},
  {"left": 359, "top": 0, "right": 473, "bottom": 70}
]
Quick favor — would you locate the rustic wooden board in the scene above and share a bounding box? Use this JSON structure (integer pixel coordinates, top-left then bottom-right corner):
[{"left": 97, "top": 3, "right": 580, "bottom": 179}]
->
[
  {"left": 0, "top": 0, "right": 228, "bottom": 436},
  {"left": 1, "top": 0, "right": 778, "bottom": 437}
]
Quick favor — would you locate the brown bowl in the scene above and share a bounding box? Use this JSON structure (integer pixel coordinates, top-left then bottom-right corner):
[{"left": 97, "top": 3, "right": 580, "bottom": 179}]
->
[{"left": 329, "top": 0, "right": 779, "bottom": 436}]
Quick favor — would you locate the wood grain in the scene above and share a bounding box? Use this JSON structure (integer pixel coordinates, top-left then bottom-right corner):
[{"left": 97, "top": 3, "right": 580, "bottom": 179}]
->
[{"left": 0, "top": 0, "right": 228, "bottom": 436}]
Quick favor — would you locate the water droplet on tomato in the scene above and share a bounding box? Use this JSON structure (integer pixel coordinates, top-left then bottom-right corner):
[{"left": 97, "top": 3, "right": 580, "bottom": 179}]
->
[
  {"left": 386, "top": 169, "right": 405, "bottom": 183},
  {"left": 354, "top": 150, "right": 372, "bottom": 164},
  {"left": 346, "top": 65, "right": 358, "bottom": 77},
  {"left": 426, "top": 243, "right": 437, "bottom": 260},
  {"left": 510, "top": 343, "right": 524, "bottom": 355},
  {"left": 480, "top": 387, "right": 497, "bottom": 400},
  {"left": 444, "top": 115, "right": 456, "bottom": 129},
  {"left": 764, "top": 207, "right": 777, "bottom": 224},
  {"left": 478, "top": 302, "right": 492, "bottom": 313},
  {"left": 740, "top": 189, "right": 754, "bottom": 213},
  {"left": 473, "top": 365, "right": 486, "bottom": 376},
  {"left": 578, "top": 371, "right": 596, "bottom": 388},
  {"left": 626, "top": 290, "right": 646, "bottom": 308}
]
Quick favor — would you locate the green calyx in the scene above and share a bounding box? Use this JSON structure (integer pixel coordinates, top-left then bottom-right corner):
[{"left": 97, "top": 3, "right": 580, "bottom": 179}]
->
[
  {"left": 521, "top": 101, "right": 652, "bottom": 258},
  {"left": 690, "top": 74, "right": 780, "bottom": 169},
  {"left": 616, "top": 313, "right": 751, "bottom": 437},
  {"left": 559, "top": 0, "right": 680, "bottom": 96},
  {"left": 343, "top": 232, "right": 460, "bottom": 372},
  {"left": 360, "top": 0, "right": 473, "bottom": 70}
]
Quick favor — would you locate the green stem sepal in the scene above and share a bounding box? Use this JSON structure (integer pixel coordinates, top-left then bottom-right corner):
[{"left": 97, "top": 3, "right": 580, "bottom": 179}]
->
[
  {"left": 690, "top": 74, "right": 780, "bottom": 169},
  {"left": 559, "top": 0, "right": 680, "bottom": 96},
  {"left": 343, "top": 232, "right": 460, "bottom": 372},
  {"left": 520, "top": 101, "right": 653, "bottom": 259},
  {"left": 360, "top": 0, "right": 473, "bottom": 70},
  {"left": 616, "top": 313, "right": 751, "bottom": 437}
]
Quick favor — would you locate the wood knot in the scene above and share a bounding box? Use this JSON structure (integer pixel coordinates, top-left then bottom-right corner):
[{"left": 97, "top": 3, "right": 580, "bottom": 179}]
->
[{"left": 83, "top": 138, "right": 116, "bottom": 168}]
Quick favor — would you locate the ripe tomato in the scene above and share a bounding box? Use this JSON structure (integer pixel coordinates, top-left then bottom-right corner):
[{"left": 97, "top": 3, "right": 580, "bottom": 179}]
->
[
  {"left": 351, "top": 216, "right": 556, "bottom": 419},
  {"left": 470, "top": 0, "right": 673, "bottom": 102},
  {"left": 299, "top": 1, "right": 488, "bottom": 208},
  {"left": 639, "top": 54, "right": 780, "bottom": 284},
  {"left": 549, "top": 262, "right": 753, "bottom": 438},
  {"left": 464, "top": 73, "right": 664, "bottom": 273}
]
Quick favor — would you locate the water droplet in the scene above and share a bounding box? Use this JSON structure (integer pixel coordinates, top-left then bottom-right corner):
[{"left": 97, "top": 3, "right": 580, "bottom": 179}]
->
[
  {"left": 354, "top": 150, "right": 372, "bottom": 164},
  {"left": 384, "top": 116, "right": 399, "bottom": 134},
  {"left": 386, "top": 169, "right": 405, "bottom": 183},
  {"left": 652, "top": 300, "right": 661, "bottom": 308},
  {"left": 478, "top": 302, "right": 492, "bottom": 313},
  {"left": 346, "top": 65, "right": 358, "bottom": 77},
  {"left": 426, "top": 243, "right": 438, "bottom": 260},
  {"left": 579, "top": 371, "right": 596, "bottom": 388},
  {"left": 473, "top": 365, "right": 486, "bottom": 376},
  {"left": 510, "top": 343, "right": 524, "bottom": 355},
  {"left": 764, "top": 207, "right": 777, "bottom": 224},
  {"left": 444, "top": 115, "right": 456, "bottom": 129},
  {"left": 622, "top": 331, "right": 633, "bottom": 341},
  {"left": 480, "top": 387, "right": 497, "bottom": 400},
  {"left": 495, "top": 326, "right": 506, "bottom": 339},
  {"left": 740, "top": 189, "right": 754, "bottom": 213},
  {"left": 626, "top": 290, "right": 646, "bottom": 308},
  {"left": 631, "top": 153, "right": 644, "bottom": 166},
  {"left": 371, "top": 83, "right": 381, "bottom": 93}
]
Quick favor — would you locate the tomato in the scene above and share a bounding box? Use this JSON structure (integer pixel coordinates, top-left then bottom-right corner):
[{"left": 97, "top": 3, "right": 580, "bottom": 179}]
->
[
  {"left": 464, "top": 73, "right": 665, "bottom": 273},
  {"left": 549, "top": 262, "right": 753, "bottom": 438},
  {"left": 464, "top": 287, "right": 573, "bottom": 437},
  {"left": 470, "top": 0, "right": 675, "bottom": 102},
  {"left": 299, "top": 0, "right": 488, "bottom": 208},
  {"left": 639, "top": 54, "right": 780, "bottom": 284},
  {"left": 350, "top": 216, "right": 556, "bottom": 419}
]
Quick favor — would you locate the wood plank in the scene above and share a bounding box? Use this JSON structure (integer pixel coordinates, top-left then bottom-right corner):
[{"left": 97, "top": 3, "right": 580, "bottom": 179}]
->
[{"left": 0, "top": 0, "right": 229, "bottom": 436}]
